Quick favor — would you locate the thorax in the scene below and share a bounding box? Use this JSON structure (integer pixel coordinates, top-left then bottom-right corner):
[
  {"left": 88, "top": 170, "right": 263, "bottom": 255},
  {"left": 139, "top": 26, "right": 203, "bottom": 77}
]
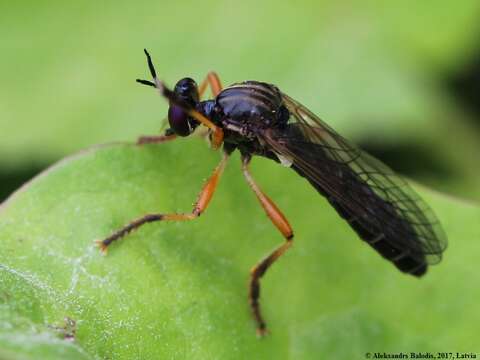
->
[
  {"left": 198, "top": 81, "right": 289, "bottom": 156},
  {"left": 216, "top": 81, "right": 288, "bottom": 142},
  {"left": 217, "top": 81, "right": 285, "bottom": 127}
]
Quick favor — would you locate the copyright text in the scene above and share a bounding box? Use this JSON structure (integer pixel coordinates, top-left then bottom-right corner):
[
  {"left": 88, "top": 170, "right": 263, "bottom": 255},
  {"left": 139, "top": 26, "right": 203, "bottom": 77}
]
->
[{"left": 365, "top": 352, "right": 477, "bottom": 359}]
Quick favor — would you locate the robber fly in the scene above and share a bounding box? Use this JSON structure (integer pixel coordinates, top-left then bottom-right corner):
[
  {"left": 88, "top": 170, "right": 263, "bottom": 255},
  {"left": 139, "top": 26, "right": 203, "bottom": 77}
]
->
[{"left": 96, "top": 49, "right": 447, "bottom": 336}]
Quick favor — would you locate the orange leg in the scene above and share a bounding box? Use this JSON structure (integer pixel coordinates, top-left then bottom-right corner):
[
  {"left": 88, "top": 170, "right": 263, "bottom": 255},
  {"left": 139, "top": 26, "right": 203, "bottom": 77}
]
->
[
  {"left": 197, "top": 72, "right": 223, "bottom": 141},
  {"left": 136, "top": 134, "right": 177, "bottom": 145},
  {"left": 241, "top": 155, "right": 294, "bottom": 336},
  {"left": 95, "top": 152, "right": 229, "bottom": 253},
  {"left": 186, "top": 108, "right": 224, "bottom": 150},
  {"left": 139, "top": 50, "right": 224, "bottom": 150},
  {"left": 198, "top": 71, "right": 223, "bottom": 99},
  {"left": 182, "top": 72, "right": 224, "bottom": 148}
]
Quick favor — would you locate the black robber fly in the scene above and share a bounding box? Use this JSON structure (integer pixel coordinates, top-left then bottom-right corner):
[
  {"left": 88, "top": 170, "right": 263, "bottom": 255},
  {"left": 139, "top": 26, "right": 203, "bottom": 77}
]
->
[{"left": 96, "top": 49, "right": 447, "bottom": 336}]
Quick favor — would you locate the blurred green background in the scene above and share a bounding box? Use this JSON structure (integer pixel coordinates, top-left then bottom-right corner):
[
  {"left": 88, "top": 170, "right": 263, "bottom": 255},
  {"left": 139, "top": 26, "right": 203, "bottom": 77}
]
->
[
  {"left": 1, "top": 0, "right": 480, "bottom": 201},
  {"left": 1, "top": 1, "right": 480, "bottom": 359}
]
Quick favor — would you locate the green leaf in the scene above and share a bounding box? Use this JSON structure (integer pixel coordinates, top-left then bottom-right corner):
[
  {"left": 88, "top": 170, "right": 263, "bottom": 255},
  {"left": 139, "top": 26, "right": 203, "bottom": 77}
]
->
[
  {"left": 1, "top": 140, "right": 479, "bottom": 359},
  {"left": 2, "top": 1, "right": 480, "bottom": 202}
]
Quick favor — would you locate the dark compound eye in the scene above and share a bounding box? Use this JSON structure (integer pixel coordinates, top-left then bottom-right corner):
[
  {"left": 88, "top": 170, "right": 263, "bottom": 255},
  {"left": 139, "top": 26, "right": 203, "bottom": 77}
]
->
[
  {"left": 168, "top": 105, "right": 191, "bottom": 136},
  {"left": 174, "top": 78, "right": 199, "bottom": 105}
]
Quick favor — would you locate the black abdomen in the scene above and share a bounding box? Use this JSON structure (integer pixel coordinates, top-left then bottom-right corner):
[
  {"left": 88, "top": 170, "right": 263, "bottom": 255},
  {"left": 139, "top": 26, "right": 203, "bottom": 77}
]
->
[{"left": 276, "top": 124, "right": 429, "bottom": 277}]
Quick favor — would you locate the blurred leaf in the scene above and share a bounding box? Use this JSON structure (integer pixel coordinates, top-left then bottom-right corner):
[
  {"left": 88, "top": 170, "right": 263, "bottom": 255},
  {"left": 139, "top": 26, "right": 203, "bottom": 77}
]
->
[
  {"left": 1, "top": 1, "right": 479, "bottom": 165},
  {"left": 1, "top": 141, "right": 479, "bottom": 359}
]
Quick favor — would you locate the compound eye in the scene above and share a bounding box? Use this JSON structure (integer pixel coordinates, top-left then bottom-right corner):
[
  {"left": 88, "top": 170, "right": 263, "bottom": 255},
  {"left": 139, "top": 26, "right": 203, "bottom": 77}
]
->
[
  {"left": 175, "top": 78, "right": 199, "bottom": 104},
  {"left": 168, "top": 105, "right": 191, "bottom": 137}
]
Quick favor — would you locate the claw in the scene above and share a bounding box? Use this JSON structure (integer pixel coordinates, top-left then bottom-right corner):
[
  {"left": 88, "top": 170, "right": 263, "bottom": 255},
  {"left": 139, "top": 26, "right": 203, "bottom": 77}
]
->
[
  {"left": 94, "top": 240, "right": 108, "bottom": 255},
  {"left": 256, "top": 327, "right": 269, "bottom": 338}
]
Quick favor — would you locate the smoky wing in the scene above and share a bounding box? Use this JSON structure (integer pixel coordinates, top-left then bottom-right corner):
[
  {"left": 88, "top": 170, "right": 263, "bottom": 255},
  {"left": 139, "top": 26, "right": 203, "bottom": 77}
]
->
[{"left": 261, "top": 93, "right": 447, "bottom": 276}]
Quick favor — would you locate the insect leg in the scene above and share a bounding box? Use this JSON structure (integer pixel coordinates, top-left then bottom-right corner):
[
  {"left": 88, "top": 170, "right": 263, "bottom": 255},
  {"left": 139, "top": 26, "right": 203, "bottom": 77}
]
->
[
  {"left": 95, "top": 152, "right": 229, "bottom": 253},
  {"left": 187, "top": 109, "right": 224, "bottom": 149},
  {"left": 198, "top": 72, "right": 223, "bottom": 98},
  {"left": 137, "top": 49, "right": 224, "bottom": 149},
  {"left": 196, "top": 72, "right": 223, "bottom": 140},
  {"left": 241, "top": 155, "right": 294, "bottom": 336},
  {"left": 136, "top": 134, "right": 177, "bottom": 145}
]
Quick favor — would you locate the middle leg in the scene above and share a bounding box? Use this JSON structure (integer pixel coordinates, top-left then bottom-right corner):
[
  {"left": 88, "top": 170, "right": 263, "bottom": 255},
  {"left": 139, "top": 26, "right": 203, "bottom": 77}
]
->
[{"left": 241, "top": 154, "right": 294, "bottom": 336}]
